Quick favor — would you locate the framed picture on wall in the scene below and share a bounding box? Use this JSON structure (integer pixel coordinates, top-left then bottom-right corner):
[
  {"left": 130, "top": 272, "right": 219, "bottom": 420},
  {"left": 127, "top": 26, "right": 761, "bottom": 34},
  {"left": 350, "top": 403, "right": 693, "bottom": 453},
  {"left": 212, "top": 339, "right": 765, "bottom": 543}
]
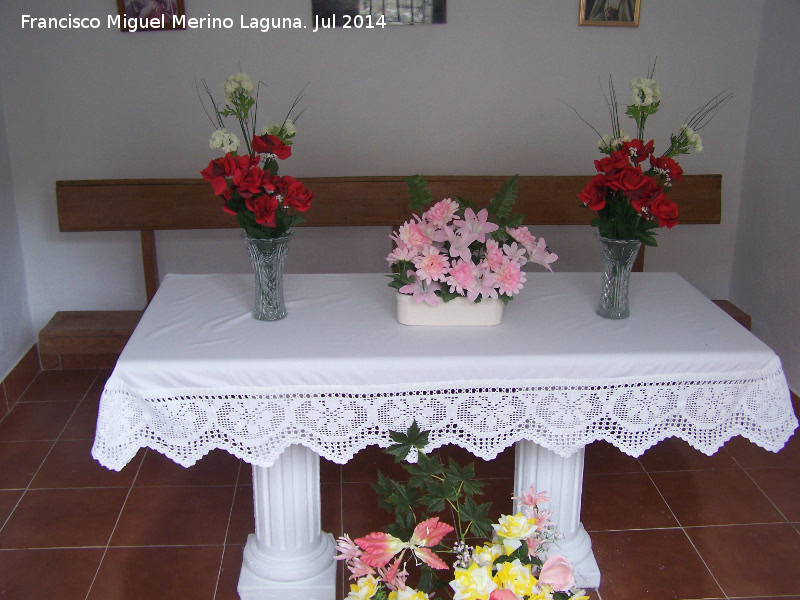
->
[
  {"left": 579, "top": 0, "right": 640, "bottom": 26},
  {"left": 312, "top": 0, "right": 446, "bottom": 26},
  {"left": 116, "top": 0, "right": 186, "bottom": 30}
]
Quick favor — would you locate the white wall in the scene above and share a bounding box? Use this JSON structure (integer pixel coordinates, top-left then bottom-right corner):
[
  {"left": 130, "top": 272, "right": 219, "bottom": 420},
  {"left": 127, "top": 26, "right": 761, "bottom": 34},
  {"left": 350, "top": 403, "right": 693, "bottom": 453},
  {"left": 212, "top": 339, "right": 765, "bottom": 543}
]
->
[
  {"left": 0, "top": 0, "right": 763, "bottom": 333},
  {"left": 0, "top": 80, "right": 35, "bottom": 380},
  {"left": 732, "top": 0, "right": 800, "bottom": 391}
]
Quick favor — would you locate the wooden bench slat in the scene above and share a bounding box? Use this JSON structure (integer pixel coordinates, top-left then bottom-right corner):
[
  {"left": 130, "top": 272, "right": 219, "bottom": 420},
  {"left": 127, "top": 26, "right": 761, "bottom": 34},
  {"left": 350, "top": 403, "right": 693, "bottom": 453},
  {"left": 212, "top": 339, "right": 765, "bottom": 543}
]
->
[{"left": 56, "top": 175, "right": 721, "bottom": 231}]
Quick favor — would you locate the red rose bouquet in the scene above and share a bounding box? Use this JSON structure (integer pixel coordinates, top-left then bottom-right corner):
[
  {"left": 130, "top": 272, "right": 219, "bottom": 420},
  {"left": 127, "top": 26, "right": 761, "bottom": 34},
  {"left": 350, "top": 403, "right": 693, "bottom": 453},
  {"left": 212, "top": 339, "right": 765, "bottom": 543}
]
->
[
  {"left": 199, "top": 72, "right": 313, "bottom": 239},
  {"left": 573, "top": 62, "right": 731, "bottom": 246}
]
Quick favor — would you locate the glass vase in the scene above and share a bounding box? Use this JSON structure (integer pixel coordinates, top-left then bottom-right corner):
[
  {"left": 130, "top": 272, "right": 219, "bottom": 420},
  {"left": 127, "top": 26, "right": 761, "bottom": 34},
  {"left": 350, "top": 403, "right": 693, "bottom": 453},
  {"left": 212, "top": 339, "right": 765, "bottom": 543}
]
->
[
  {"left": 243, "top": 232, "right": 292, "bottom": 321},
  {"left": 596, "top": 235, "right": 642, "bottom": 319}
]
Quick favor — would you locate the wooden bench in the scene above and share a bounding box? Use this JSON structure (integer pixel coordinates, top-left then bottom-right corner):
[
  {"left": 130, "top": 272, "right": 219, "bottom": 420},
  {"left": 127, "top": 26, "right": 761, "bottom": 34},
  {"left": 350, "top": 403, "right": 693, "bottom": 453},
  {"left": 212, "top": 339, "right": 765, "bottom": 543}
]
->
[{"left": 40, "top": 174, "right": 738, "bottom": 368}]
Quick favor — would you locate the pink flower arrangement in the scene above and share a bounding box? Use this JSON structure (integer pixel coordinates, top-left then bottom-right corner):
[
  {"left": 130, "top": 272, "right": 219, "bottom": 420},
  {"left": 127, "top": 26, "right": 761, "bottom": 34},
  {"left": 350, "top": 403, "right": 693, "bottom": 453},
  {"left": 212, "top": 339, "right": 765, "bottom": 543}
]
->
[
  {"left": 388, "top": 176, "right": 558, "bottom": 305},
  {"left": 335, "top": 423, "right": 588, "bottom": 600}
]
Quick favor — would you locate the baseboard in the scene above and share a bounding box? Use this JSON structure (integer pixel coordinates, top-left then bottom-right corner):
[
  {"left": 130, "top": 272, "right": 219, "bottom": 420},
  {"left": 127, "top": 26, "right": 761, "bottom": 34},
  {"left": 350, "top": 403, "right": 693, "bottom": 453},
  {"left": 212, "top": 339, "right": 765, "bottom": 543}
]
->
[{"left": 0, "top": 345, "right": 41, "bottom": 419}]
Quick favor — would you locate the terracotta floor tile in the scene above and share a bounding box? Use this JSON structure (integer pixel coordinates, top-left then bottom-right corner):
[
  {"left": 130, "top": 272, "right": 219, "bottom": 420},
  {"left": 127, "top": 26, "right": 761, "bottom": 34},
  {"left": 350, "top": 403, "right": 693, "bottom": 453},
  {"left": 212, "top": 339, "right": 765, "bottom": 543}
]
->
[
  {"left": 582, "top": 472, "right": 678, "bottom": 531},
  {"left": 60, "top": 394, "right": 101, "bottom": 440},
  {"left": 342, "top": 445, "right": 412, "bottom": 483},
  {"left": 19, "top": 369, "right": 98, "bottom": 403},
  {"left": 215, "top": 544, "right": 245, "bottom": 600},
  {"left": 584, "top": 440, "right": 644, "bottom": 475},
  {"left": 746, "top": 466, "right": 800, "bottom": 522},
  {"left": 591, "top": 528, "right": 723, "bottom": 600},
  {"left": 0, "top": 440, "right": 53, "bottom": 488},
  {"left": 0, "top": 489, "right": 23, "bottom": 525},
  {"left": 638, "top": 437, "right": 739, "bottom": 472},
  {"left": 111, "top": 485, "right": 235, "bottom": 546},
  {"left": 650, "top": 468, "right": 784, "bottom": 527},
  {"left": 29, "top": 439, "right": 142, "bottom": 489},
  {"left": 341, "top": 481, "right": 395, "bottom": 536},
  {"left": 322, "top": 482, "right": 343, "bottom": 538},
  {"left": 0, "top": 548, "right": 104, "bottom": 600},
  {"left": 687, "top": 523, "right": 800, "bottom": 597},
  {"left": 225, "top": 485, "right": 254, "bottom": 546},
  {"left": 134, "top": 448, "right": 241, "bottom": 487},
  {"left": 437, "top": 444, "right": 516, "bottom": 479},
  {"left": 724, "top": 433, "right": 800, "bottom": 468},
  {"left": 88, "top": 545, "right": 224, "bottom": 600},
  {"left": 0, "top": 401, "right": 79, "bottom": 442},
  {"left": 0, "top": 488, "right": 127, "bottom": 548},
  {"left": 321, "top": 456, "right": 342, "bottom": 483}
]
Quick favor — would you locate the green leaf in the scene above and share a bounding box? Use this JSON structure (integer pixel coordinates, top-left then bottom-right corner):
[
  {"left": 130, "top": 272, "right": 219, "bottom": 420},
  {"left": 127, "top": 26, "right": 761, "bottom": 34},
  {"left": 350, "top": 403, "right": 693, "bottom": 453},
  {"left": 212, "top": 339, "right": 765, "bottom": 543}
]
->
[
  {"left": 487, "top": 174, "right": 519, "bottom": 222},
  {"left": 403, "top": 175, "right": 434, "bottom": 212},
  {"left": 460, "top": 496, "right": 493, "bottom": 538},
  {"left": 385, "top": 421, "right": 430, "bottom": 463}
]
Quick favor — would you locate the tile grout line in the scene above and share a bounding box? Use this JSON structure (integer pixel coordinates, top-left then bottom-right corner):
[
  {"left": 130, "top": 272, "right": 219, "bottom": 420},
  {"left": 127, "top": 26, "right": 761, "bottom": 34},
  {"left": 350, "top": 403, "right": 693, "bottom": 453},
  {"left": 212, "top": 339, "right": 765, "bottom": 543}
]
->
[
  {"left": 638, "top": 460, "right": 730, "bottom": 600},
  {"left": 0, "top": 371, "right": 101, "bottom": 535},
  {"left": 212, "top": 458, "right": 246, "bottom": 600},
  {"left": 83, "top": 447, "right": 148, "bottom": 600}
]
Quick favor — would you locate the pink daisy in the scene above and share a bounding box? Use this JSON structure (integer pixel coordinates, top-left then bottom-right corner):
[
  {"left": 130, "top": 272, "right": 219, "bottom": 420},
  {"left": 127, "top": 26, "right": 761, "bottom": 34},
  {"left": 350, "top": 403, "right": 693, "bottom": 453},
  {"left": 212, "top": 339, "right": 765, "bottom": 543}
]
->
[
  {"left": 446, "top": 259, "right": 477, "bottom": 295},
  {"left": 423, "top": 198, "right": 460, "bottom": 225},
  {"left": 495, "top": 258, "right": 526, "bottom": 296},
  {"left": 413, "top": 247, "right": 449, "bottom": 283}
]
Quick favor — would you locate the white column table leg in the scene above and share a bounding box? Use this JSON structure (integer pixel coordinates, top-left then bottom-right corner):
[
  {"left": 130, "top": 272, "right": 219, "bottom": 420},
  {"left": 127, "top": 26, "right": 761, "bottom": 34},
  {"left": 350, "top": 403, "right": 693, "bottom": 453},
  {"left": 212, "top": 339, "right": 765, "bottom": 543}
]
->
[
  {"left": 514, "top": 440, "right": 601, "bottom": 588},
  {"left": 237, "top": 445, "right": 337, "bottom": 600}
]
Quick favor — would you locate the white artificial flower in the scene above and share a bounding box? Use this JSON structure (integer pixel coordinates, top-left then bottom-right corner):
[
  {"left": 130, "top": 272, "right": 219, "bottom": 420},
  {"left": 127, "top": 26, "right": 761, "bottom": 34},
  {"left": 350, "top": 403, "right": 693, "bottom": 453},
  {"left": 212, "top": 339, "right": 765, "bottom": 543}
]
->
[
  {"left": 223, "top": 72, "right": 254, "bottom": 101},
  {"left": 263, "top": 119, "right": 296, "bottom": 139},
  {"left": 630, "top": 77, "right": 661, "bottom": 107},
  {"left": 209, "top": 129, "right": 240, "bottom": 153},
  {"left": 681, "top": 125, "right": 703, "bottom": 152}
]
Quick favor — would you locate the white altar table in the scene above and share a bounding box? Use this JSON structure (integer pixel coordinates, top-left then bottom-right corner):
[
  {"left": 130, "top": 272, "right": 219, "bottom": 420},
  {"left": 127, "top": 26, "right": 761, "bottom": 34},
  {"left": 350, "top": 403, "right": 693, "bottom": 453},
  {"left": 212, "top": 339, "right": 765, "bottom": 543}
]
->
[{"left": 92, "top": 272, "right": 796, "bottom": 599}]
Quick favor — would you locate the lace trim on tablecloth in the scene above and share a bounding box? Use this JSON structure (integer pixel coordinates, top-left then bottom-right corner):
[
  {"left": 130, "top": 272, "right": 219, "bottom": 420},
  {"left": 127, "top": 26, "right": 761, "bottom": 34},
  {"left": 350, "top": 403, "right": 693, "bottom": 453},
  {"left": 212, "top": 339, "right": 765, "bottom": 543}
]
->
[{"left": 91, "top": 357, "right": 797, "bottom": 471}]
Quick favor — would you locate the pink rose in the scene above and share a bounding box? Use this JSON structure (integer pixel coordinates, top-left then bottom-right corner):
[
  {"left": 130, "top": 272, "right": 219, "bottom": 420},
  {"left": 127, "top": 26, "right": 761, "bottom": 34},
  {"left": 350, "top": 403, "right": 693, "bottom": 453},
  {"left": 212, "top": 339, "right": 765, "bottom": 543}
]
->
[
  {"left": 538, "top": 554, "right": 575, "bottom": 592},
  {"left": 489, "top": 590, "right": 521, "bottom": 600}
]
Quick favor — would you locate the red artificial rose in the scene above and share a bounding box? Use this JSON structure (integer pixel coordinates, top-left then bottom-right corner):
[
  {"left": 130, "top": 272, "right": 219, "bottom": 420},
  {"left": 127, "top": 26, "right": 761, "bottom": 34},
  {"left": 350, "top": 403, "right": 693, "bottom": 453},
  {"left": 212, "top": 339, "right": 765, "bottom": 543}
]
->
[
  {"left": 246, "top": 194, "right": 279, "bottom": 227},
  {"left": 649, "top": 155, "right": 684, "bottom": 182},
  {"left": 606, "top": 165, "right": 649, "bottom": 194},
  {"left": 629, "top": 178, "right": 660, "bottom": 214},
  {"left": 252, "top": 134, "right": 292, "bottom": 160},
  {"left": 276, "top": 175, "right": 314, "bottom": 212},
  {"left": 594, "top": 149, "right": 631, "bottom": 175},
  {"left": 200, "top": 154, "right": 237, "bottom": 196},
  {"left": 233, "top": 165, "right": 272, "bottom": 198},
  {"left": 621, "top": 139, "right": 655, "bottom": 164},
  {"left": 649, "top": 192, "right": 679, "bottom": 228},
  {"left": 578, "top": 174, "right": 608, "bottom": 211}
]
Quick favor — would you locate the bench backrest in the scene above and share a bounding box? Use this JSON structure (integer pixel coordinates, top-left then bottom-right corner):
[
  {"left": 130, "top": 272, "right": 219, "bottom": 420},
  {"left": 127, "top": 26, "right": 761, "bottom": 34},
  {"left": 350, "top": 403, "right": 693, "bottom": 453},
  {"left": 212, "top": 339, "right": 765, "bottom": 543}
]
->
[{"left": 55, "top": 175, "right": 722, "bottom": 302}]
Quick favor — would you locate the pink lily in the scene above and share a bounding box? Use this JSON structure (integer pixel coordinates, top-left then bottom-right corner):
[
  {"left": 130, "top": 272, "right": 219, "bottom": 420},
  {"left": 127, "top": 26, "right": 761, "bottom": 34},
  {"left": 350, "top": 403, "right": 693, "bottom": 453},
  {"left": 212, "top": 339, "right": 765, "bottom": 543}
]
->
[
  {"left": 355, "top": 532, "right": 407, "bottom": 568},
  {"left": 514, "top": 485, "right": 549, "bottom": 510},
  {"left": 528, "top": 237, "right": 558, "bottom": 273},
  {"left": 453, "top": 208, "right": 499, "bottom": 243},
  {"left": 399, "top": 273, "right": 441, "bottom": 305}
]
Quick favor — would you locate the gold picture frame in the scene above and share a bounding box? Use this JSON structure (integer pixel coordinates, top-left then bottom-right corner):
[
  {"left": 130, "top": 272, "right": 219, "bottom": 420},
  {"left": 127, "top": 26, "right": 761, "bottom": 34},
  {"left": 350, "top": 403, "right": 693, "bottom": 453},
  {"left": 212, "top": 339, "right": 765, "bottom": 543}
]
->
[{"left": 579, "top": 0, "right": 640, "bottom": 26}]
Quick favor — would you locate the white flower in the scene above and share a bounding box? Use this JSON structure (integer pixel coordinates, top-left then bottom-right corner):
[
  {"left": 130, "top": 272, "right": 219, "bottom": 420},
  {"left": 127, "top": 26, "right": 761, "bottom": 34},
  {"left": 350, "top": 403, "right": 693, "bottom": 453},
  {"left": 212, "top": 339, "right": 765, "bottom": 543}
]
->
[
  {"left": 681, "top": 124, "right": 703, "bottom": 152},
  {"left": 598, "top": 133, "right": 631, "bottom": 153},
  {"left": 223, "top": 72, "right": 254, "bottom": 101},
  {"left": 263, "top": 119, "right": 297, "bottom": 138},
  {"left": 630, "top": 77, "right": 661, "bottom": 107},
  {"left": 208, "top": 129, "right": 240, "bottom": 153}
]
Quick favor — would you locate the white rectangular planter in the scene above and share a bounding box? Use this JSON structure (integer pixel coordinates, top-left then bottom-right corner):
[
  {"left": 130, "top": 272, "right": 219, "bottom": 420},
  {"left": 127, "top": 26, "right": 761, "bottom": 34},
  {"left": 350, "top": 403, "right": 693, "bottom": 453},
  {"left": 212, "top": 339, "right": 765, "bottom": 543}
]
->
[{"left": 396, "top": 292, "right": 504, "bottom": 326}]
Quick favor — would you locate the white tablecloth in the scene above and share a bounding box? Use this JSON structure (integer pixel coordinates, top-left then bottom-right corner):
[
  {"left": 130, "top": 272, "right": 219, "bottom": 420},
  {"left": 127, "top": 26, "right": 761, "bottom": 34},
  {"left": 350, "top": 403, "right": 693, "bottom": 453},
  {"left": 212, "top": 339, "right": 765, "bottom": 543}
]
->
[{"left": 92, "top": 272, "right": 796, "bottom": 471}]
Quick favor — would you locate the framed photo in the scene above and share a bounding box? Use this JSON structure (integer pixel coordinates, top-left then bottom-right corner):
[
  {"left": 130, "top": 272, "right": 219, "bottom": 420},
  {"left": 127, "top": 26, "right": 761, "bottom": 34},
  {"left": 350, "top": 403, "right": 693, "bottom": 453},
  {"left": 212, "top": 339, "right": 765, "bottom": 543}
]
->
[
  {"left": 116, "top": 0, "right": 186, "bottom": 30},
  {"left": 580, "top": 0, "right": 640, "bottom": 26},
  {"left": 312, "top": 0, "right": 446, "bottom": 26}
]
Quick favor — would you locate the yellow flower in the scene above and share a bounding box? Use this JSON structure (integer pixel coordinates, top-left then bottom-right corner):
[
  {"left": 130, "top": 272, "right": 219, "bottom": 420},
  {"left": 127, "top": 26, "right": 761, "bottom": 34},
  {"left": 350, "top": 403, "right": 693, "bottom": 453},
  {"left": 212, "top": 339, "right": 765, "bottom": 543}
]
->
[
  {"left": 449, "top": 563, "right": 497, "bottom": 600},
  {"left": 345, "top": 575, "right": 378, "bottom": 600},
  {"left": 473, "top": 543, "right": 502, "bottom": 567},
  {"left": 493, "top": 559, "right": 537, "bottom": 597},
  {"left": 388, "top": 587, "right": 430, "bottom": 600},
  {"left": 492, "top": 513, "right": 537, "bottom": 554}
]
